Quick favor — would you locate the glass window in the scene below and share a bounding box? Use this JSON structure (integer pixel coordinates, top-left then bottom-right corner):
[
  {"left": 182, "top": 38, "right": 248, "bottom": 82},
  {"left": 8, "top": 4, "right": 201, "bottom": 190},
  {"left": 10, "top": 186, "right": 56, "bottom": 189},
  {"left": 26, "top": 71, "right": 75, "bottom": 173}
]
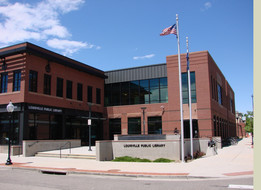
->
[
  {"left": 88, "top": 86, "right": 93, "bottom": 103},
  {"left": 182, "top": 72, "right": 196, "bottom": 104},
  {"left": 56, "top": 77, "right": 63, "bottom": 97},
  {"left": 148, "top": 116, "right": 162, "bottom": 134},
  {"left": 77, "top": 83, "right": 83, "bottom": 101},
  {"left": 109, "top": 118, "right": 121, "bottom": 140},
  {"left": 13, "top": 70, "right": 21, "bottom": 91},
  {"left": 96, "top": 88, "right": 101, "bottom": 104},
  {"left": 149, "top": 78, "right": 160, "bottom": 103},
  {"left": 66, "top": 80, "right": 72, "bottom": 99},
  {"left": 111, "top": 83, "right": 121, "bottom": 106},
  {"left": 104, "top": 84, "right": 111, "bottom": 106},
  {"left": 29, "top": 70, "right": 38, "bottom": 92},
  {"left": 121, "top": 82, "right": 129, "bottom": 105},
  {"left": 140, "top": 80, "right": 149, "bottom": 104},
  {"left": 44, "top": 74, "right": 51, "bottom": 95},
  {"left": 128, "top": 117, "right": 141, "bottom": 134},
  {"left": 0, "top": 72, "right": 8, "bottom": 93},
  {"left": 217, "top": 84, "right": 222, "bottom": 105},
  {"left": 160, "top": 78, "right": 168, "bottom": 103},
  {"left": 130, "top": 81, "right": 140, "bottom": 105}
]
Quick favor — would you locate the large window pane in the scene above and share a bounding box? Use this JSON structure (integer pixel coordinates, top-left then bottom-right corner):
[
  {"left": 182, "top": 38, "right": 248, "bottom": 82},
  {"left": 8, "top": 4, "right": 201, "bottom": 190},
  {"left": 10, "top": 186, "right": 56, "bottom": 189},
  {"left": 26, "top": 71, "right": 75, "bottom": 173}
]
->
[
  {"left": 130, "top": 81, "right": 140, "bottom": 105},
  {"left": 148, "top": 116, "right": 162, "bottom": 134},
  {"left": 112, "top": 83, "right": 121, "bottom": 106},
  {"left": 66, "top": 80, "right": 72, "bottom": 99},
  {"left": 121, "top": 82, "right": 129, "bottom": 105},
  {"left": 96, "top": 88, "right": 101, "bottom": 104},
  {"left": 0, "top": 73, "right": 8, "bottom": 93},
  {"left": 13, "top": 70, "right": 21, "bottom": 91},
  {"left": 29, "top": 70, "right": 38, "bottom": 92},
  {"left": 44, "top": 74, "right": 51, "bottom": 95},
  {"left": 88, "top": 86, "right": 93, "bottom": 103},
  {"left": 149, "top": 79, "right": 160, "bottom": 103},
  {"left": 140, "top": 80, "right": 149, "bottom": 104},
  {"left": 56, "top": 77, "right": 63, "bottom": 97},
  {"left": 77, "top": 83, "right": 83, "bottom": 101},
  {"left": 104, "top": 84, "right": 111, "bottom": 106},
  {"left": 128, "top": 117, "right": 141, "bottom": 134},
  {"left": 109, "top": 118, "right": 121, "bottom": 140},
  {"left": 217, "top": 84, "right": 222, "bottom": 105},
  {"left": 182, "top": 72, "right": 196, "bottom": 104}
]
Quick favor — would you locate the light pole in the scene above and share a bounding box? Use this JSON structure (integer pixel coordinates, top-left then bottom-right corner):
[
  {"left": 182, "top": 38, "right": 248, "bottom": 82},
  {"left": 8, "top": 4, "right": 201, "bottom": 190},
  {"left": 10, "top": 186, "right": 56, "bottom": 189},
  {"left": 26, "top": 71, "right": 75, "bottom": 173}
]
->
[
  {"left": 141, "top": 107, "right": 146, "bottom": 135},
  {"left": 87, "top": 102, "right": 95, "bottom": 151},
  {"left": 6, "top": 101, "right": 14, "bottom": 165}
]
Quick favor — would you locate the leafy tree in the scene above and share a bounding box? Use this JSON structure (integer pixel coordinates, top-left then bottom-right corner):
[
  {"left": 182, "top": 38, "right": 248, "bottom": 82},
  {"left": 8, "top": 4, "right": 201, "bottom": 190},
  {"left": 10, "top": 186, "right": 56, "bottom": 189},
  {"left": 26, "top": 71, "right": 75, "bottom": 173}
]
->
[{"left": 244, "top": 111, "right": 253, "bottom": 134}]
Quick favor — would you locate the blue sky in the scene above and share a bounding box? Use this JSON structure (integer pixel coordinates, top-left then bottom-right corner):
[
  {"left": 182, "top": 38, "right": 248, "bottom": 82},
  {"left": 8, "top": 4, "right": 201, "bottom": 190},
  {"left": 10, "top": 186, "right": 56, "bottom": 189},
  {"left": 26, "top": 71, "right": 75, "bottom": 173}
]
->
[{"left": 0, "top": 0, "right": 253, "bottom": 114}]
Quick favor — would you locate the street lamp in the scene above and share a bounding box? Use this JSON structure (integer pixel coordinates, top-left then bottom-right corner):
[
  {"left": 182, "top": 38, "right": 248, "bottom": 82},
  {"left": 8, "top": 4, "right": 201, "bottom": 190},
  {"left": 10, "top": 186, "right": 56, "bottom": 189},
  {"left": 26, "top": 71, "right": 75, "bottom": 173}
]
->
[
  {"left": 87, "top": 102, "right": 95, "bottom": 151},
  {"left": 141, "top": 107, "right": 146, "bottom": 135},
  {"left": 6, "top": 101, "right": 14, "bottom": 165}
]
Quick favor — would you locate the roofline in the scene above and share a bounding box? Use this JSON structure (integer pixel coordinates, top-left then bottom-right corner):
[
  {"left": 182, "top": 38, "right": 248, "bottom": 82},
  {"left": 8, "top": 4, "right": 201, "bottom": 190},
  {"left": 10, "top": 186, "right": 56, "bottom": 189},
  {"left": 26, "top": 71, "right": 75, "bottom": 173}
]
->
[
  {"left": 0, "top": 42, "right": 107, "bottom": 79},
  {"left": 105, "top": 63, "right": 166, "bottom": 73}
]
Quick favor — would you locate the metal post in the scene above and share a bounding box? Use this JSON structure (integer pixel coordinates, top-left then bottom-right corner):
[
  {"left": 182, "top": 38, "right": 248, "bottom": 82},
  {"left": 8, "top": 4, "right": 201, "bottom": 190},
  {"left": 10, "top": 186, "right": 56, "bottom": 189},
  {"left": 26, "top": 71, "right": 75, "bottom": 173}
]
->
[
  {"left": 6, "top": 101, "right": 14, "bottom": 165},
  {"left": 176, "top": 14, "right": 185, "bottom": 163},
  {"left": 6, "top": 114, "right": 12, "bottom": 165},
  {"left": 88, "top": 103, "right": 92, "bottom": 151},
  {"left": 141, "top": 107, "right": 146, "bottom": 135}
]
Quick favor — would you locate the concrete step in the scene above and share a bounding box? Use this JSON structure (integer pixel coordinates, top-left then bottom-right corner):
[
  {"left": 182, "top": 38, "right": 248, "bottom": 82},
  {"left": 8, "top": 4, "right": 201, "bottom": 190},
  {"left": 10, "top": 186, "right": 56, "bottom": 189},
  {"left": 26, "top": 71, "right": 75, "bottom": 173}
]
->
[{"left": 35, "top": 152, "right": 96, "bottom": 160}]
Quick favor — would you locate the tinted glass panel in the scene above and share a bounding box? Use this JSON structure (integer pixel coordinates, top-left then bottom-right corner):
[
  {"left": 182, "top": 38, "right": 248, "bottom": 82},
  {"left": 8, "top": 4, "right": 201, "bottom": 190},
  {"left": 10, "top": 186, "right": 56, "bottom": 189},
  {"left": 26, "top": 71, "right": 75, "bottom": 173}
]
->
[
  {"left": 121, "top": 82, "right": 129, "bottom": 105},
  {"left": 44, "top": 74, "right": 51, "bottom": 95},
  {"left": 130, "top": 81, "right": 140, "bottom": 105},
  {"left": 140, "top": 80, "right": 149, "bottom": 104},
  {"left": 13, "top": 70, "right": 21, "bottom": 91},
  {"left": 148, "top": 116, "right": 162, "bottom": 134},
  {"left": 128, "top": 117, "right": 141, "bottom": 134},
  {"left": 66, "top": 80, "right": 72, "bottom": 99}
]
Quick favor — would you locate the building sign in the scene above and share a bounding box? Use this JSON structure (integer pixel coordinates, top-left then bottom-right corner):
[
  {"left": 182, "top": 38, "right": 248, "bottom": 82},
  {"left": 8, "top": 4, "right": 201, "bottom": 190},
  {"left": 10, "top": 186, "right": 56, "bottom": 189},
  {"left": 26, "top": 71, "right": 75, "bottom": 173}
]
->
[
  {"left": 123, "top": 143, "right": 165, "bottom": 148},
  {"left": 28, "top": 105, "right": 62, "bottom": 113}
]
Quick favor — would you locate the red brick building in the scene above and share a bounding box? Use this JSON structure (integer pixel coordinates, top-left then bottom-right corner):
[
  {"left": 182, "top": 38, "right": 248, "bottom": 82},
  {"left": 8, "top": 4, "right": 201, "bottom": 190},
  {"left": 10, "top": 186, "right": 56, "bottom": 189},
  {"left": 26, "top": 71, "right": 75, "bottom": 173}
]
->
[
  {"left": 104, "top": 51, "right": 236, "bottom": 140},
  {"left": 0, "top": 42, "right": 236, "bottom": 147},
  {"left": 0, "top": 42, "right": 105, "bottom": 145}
]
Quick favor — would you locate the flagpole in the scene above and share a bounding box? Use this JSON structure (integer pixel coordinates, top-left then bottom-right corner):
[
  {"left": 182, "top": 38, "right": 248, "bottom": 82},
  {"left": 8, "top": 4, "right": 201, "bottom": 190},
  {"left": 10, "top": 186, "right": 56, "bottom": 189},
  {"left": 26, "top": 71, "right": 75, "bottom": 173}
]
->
[
  {"left": 186, "top": 37, "right": 193, "bottom": 159},
  {"left": 176, "top": 14, "right": 185, "bottom": 163}
]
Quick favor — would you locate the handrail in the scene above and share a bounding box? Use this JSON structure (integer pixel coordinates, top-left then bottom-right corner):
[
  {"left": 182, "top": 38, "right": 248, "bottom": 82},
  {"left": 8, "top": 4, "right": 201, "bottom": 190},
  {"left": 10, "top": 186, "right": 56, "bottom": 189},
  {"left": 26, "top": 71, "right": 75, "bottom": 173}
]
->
[
  {"left": 59, "top": 141, "right": 71, "bottom": 159},
  {"left": 28, "top": 141, "right": 39, "bottom": 147}
]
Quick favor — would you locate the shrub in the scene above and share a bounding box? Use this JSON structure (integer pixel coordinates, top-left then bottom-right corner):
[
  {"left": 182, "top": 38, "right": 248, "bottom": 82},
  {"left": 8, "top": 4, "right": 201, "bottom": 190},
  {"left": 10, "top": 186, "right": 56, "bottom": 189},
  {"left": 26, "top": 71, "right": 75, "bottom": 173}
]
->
[
  {"left": 193, "top": 151, "right": 206, "bottom": 159},
  {"left": 153, "top": 158, "right": 173, "bottom": 163},
  {"left": 112, "top": 156, "right": 151, "bottom": 162}
]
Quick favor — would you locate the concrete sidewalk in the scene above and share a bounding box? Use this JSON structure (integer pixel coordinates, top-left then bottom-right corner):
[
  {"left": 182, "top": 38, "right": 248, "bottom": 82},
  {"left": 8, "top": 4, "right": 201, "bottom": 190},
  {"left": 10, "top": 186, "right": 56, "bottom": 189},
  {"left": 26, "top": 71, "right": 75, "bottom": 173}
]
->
[{"left": 0, "top": 137, "right": 253, "bottom": 178}]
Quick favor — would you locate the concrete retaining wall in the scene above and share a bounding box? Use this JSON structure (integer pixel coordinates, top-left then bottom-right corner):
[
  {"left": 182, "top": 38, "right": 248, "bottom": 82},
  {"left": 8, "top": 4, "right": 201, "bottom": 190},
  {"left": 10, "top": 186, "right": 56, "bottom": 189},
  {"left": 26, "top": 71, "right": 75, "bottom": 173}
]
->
[
  {"left": 96, "top": 136, "right": 210, "bottom": 161},
  {"left": 0, "top": 145, "right": 22, "bottom": 156},
  {"left": 23, "top": 139, "right": 81, "bottom": 157}
]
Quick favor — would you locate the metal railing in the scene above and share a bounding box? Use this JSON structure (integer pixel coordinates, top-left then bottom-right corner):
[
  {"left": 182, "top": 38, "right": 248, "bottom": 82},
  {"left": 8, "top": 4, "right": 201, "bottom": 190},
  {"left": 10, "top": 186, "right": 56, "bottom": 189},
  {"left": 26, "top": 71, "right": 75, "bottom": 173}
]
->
[{"left": 59, "top": 141, "right": 71, "bottom": 159}]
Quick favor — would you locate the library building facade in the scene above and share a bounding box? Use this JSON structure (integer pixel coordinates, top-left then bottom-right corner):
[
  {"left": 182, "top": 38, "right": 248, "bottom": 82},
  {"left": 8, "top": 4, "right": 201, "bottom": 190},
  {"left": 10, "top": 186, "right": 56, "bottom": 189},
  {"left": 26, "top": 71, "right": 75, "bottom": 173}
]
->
[{"left": 0, "top": 42, "right": 236, "bottom": 147}]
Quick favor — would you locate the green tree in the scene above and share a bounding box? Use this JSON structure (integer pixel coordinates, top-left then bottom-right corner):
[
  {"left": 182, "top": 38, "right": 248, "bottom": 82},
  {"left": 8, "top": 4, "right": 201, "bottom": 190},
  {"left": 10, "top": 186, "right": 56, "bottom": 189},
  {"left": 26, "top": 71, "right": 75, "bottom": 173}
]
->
[{"left": 244, "top": 111, "right": 253, "bottom": 133}]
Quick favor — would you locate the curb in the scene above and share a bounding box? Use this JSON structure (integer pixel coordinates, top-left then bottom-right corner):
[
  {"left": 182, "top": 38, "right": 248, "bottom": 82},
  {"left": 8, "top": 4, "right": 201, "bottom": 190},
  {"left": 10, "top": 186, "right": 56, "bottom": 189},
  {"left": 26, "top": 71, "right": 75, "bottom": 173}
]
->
[{"left": 0, "top": 164, "right": 253, "bottom": 180}]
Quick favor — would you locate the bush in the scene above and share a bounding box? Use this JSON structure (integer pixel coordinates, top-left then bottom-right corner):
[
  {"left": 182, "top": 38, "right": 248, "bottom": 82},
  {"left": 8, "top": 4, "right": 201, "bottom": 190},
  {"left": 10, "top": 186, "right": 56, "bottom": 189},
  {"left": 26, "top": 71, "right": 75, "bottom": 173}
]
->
[
  {"left": 112, "top": 156, "right": 151, "bottom": 162},
  {"left": 112, "top": 156, "right": 174, "bottom": 163},
  {"left": 193, "top": 151, "right": 205, "bottom": 159},
  {"left": 153, "top": 158, "right": 173, "bottom": 163}
]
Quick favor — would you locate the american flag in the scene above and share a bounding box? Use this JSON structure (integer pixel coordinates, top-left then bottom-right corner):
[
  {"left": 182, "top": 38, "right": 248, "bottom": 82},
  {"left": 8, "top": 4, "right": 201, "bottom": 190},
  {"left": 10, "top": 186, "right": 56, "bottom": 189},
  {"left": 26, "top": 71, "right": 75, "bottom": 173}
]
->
[{"left": 160, "top": 24, "right": 177, "bottom": 36}]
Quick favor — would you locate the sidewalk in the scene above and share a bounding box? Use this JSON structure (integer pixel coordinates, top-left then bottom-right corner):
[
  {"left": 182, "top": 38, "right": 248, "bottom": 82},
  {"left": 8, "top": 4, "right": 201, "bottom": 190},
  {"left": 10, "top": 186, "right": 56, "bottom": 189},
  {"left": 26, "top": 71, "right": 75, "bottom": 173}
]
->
[{"left": 0, "top": 137, "right": 253, "bottom": 178}]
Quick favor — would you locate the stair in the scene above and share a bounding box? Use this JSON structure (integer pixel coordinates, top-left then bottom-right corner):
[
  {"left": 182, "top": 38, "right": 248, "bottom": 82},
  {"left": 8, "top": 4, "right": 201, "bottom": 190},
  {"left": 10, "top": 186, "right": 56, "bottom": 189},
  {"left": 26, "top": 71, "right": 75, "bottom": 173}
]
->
[
  {"left": 34, "top": 146, "right": 96, "bottom": 160},
  {"left": 35, "top": 152, "right": 96, "bottom": 159}
]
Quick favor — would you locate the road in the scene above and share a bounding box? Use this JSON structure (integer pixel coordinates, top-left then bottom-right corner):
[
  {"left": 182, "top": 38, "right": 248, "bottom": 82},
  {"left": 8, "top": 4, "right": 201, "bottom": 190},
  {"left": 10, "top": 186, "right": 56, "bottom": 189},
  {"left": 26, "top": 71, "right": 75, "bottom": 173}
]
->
[{"left": 0, "top": 168, "right": 253, "bottom": 190}]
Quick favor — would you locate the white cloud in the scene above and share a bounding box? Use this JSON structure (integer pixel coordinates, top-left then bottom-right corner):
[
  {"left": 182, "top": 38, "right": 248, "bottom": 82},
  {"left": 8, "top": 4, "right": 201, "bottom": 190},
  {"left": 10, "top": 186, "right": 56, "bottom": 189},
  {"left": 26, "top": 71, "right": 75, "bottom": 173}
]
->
[
  {"left": 0, "top": 0, "right": 98, "bottom": 55},
  {"left": 201, "top": 1, "right": 212, "bottom": 11},
  {"left": 47, "top": 38, "right": 100, "bottom": 56},
  {"left": 133, "top": 54, "right": 155, "bottom": 60}
]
